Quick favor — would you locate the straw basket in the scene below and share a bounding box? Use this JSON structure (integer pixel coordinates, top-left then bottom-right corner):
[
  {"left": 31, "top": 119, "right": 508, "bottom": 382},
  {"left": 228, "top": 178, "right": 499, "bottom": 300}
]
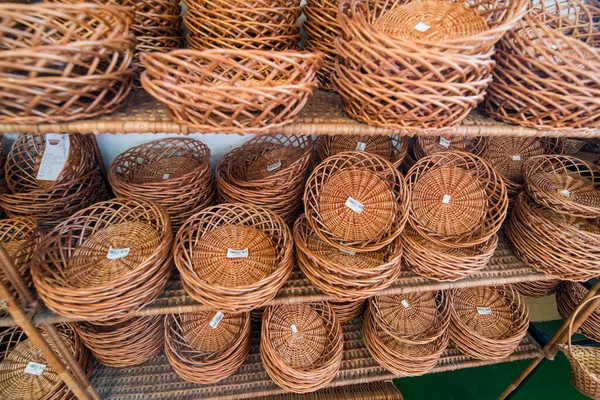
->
[
  {"left": 261, "top": 302, "right": 344, "bottom": 393},
  {"left": 109, "top": 138, "right": 215, "bottom": 230},
  {"left": 314, "top": 135, "right": 408, "bottom": 169},
  {"left": 0, "top": 135, "right": 7, "bottom": 195},
  {"left": 165, "top": 311, "right": 251, "bottom": 384},
  {"left": 31, "top": 198, "right": 173, "bottom": 323},
  {"left": 513, "top": 279, "right": 561, "bottom": 299},
  {"left": 0, "top": 217, "right": 39, "bottom": 291},
  {"left": 174, "top": 203, "right": 294, "bottom": 312},
  {"left": 556, "top": 282, "right": 600, "bottom": 343},
  {"left": 413, "top": 136, "right": 488, "bottom": 160},
  {"left": 330, "top": 299, "right": 366, "bottom": 322},
  {"left": 449, "top": 286, "right": 529, "bottom": 360}
]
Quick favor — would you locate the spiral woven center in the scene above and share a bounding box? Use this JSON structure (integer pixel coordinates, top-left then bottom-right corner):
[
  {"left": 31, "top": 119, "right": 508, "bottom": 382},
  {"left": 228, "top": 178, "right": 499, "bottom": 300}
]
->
[
  {"left": 375, "top": 293, "right": 437, "bottom": 337},
  {"left": 133, "top": 157, "right": 200, "bottom": 184},
  {"left": 180, "top": 312, "right": 243, "bottom": 353},
  {"left": 488, "top": 138, "right": 543, "bottom": 182},
  {"left": 453, "top": 288, "right": 513, "bottom": 339},
  {"left": 532, "top": 172, "right": 600, "bottom": 208},
  {"left": 244, "top": 146, "right": 304, "bottom": 181}
]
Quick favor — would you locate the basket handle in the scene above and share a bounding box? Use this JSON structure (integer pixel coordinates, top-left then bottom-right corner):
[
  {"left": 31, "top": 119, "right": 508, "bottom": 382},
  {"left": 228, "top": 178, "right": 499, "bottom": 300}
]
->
[{"left": 567, "top": 293, "right": 600, "bottom": 353}]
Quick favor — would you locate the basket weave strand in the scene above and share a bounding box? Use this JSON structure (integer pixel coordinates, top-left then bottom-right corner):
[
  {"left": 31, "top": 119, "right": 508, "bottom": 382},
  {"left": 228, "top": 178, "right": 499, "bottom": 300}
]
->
[
  {"left": 0, "top": 217, "right": 39, "bottom": 293},
  {"left": 556, "top": 282, "right": 600, "bottom": 343},
  {"left": 315, "top": 135, "right": 407, "bottom": 169}
]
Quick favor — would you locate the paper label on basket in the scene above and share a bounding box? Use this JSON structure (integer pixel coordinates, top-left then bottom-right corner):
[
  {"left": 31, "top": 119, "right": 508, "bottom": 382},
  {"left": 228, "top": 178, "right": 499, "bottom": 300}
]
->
[
  {"left": 227, "top": 248, "right": 248, "bottom": 258},
  {"left": 401, "top": 300, "right": 409, "bottom": 308},
  {"left": 24, "top": 362, "right": 46, "bottom": 376},
  {"left": 36, "top": 134, "right": 70, "bottom": 181},
  {"left": 267, "top": 161, "right": 282, "bottom": 172},
  {"left": 345, "top": 197, "right": 364, "bottom": 213},
  {"left": 512, "top": 155, "right": 521, "bottom": 161},
  {"left": 439, "top": 137, "right": 451, "bottom": 148},
  {"left": 106, "top": 247, "right": 130, "bottom": 260},
  {"left": 339, "top": 248, "right": 356, "bottom": 256},
  {"left": 355, "top": 142, "right": 367, "bottom": 151},
  {"left": 163, "top": 173, "right": 171, "bottom": 180},
  {"left": 209, "top": 312, "right": 224, "bottom": 329},
  {"left": 477, "top": 307, "right": 492, "bottom": 315},
  {"left": 414, "top": 21, "right": 431, "bottom": 32},
  {"left": 291, "top": 324, "right": 298, "bottom": 334},
  {"left": 560, "top": 189, "right": 571, "bottom": 197},
  {"left": 574, "top": 224, "right": 580, "bottom": 230},
  {"left": 442, "top": 194, "right": 452, "bottom": 204}
]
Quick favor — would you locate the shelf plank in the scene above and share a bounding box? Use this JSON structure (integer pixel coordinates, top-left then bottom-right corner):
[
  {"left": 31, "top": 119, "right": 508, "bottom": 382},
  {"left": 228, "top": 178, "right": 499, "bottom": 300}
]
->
[
  {"left": 1, "top": 89, "right": 595, "bottom": 137},
  {"left": 89, "top": 316, "right": 542, "bottom": 400}
]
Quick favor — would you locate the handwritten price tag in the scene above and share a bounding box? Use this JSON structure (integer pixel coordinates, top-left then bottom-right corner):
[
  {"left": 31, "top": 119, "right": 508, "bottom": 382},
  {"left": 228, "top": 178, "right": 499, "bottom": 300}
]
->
[
  {"left": 106, "top": 247, "right": 130, "bottom": 260},
  {"left": 227, "top": 249, "right": 248, "bottom": 259}
]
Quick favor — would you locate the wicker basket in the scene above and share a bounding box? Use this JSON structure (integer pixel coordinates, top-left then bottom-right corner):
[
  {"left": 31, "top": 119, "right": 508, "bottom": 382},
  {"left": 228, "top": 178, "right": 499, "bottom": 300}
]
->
[
  {"left": 513, "top": 279, "right": 561, "bottom": 299},
  {"left": 294, "top": 215, "right": 402, "bottom": 301},
  {"left": 0, "top": 135, "right": 7, "bottom": 196},
  {"left": 165, "top": 311, "right": 251, "bottom": 384},
  {"left": 522, "top": 155, "right": 600, "bottom": 218},
  {"left": 314, "top": 135, "right": 408, "bottom": 169},
  {"left": 406, "top": 151, "right": 508, "bottom": 248},
  {"left": 330, "top": 299, "right": 366, "bottom": 322},
  {"left": 413, "top": 136, "right": 488, "bottom": 160},
  {"left": 556, "top": 282, "right": 600, "bottom": 343},
  {"left": 72, "top": 315, "right": 164, "bottom": 367},
  {"left": 304, "top": 151, "right": 409, "bottom": 253},
  {"left": 31, "top": 198, "right": 173, "bottom": 323},
  {"left": 141, "top": 49, "right": 322, "bottom": 133},
  {"left": 261, "top": 302, "right": 344, "bottom": 393},
  {"left": 109, "top": 138, "right": 215, "bottom": 230},
  {"left": 174, "top": 203, "right": 293, "bottom": 312},
  {"left": 0, "top": 216, "right": 39, "bottom": 291},
  {"left": 449, "top": 286, "right": 529, "bottom": 360}
]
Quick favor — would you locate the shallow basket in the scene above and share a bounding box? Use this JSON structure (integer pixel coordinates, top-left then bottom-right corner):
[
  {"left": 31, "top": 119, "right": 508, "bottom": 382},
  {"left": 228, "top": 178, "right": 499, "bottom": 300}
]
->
[
  {"left": 413, "top": 136, "right": 488, "bottom": 160},
  {"left": 315, "top": 135, "right": 407, "bottom": 169},
  {"left": 556, "top": 282, "right": 600, "bottom": 343},
  {"left": 304, "top": 151, "right": 409, "bottom": 253},
  {"left": 140, "top": 49, "right": 323, "bottom": 133},
  {"left": 449, "top": 286, "right": 529, "bottom": 360},
  {"left": 109, "top": 138, "right": 215, "bottom": 230},
  {"left": 0, "top": 216, "right": 39, "bottom": 291},
  {"left": 330, "top": 299, "right": 366, "bottom": 322},
  {"left": 31, "top": 198, "right": 173, "bottom": 323},
  {"left": 261, "top": 302, "right": 344, "bottom": 393},
  {"left": 513, "top": 279, "right": 561, "bottom": 299},
  {"left": 174, "top": 203, "right": 294, "bottom": 312},
  {"left": 165, "top": 311, "right": 251, "bottom": 384}
]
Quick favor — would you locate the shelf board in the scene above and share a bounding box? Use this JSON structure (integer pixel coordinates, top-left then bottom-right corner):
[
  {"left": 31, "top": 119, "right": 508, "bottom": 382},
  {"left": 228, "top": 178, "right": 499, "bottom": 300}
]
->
[
  {"left": 89, "top": 316, "right": 542, "bottom": 400},
  {"left": 1, "top": 88, "right": 594, "bottom": 137}
]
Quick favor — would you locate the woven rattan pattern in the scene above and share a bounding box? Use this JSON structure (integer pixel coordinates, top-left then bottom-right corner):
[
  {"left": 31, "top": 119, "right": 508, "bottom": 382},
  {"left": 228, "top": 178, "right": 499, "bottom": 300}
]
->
[
  {"left": 413, "top": 136, "right": 488, "bottom": 160},
  {"left": 556, "top": 282, "right": 600, "bottom": 343},
  {"left": 315, "top": 135, "right": 408, "bottom": 169},
  {"left": 181, "top": 311, "right": 245, "bottom": 353},
  {"left": 513, "top": 279, "right": 561, "bottom": 299},
  {"left": 0, "top": 216, "right": 39, "bottom": 289},
  {"left": 330, "top": 299, "right": 365, "bottom": 323}
]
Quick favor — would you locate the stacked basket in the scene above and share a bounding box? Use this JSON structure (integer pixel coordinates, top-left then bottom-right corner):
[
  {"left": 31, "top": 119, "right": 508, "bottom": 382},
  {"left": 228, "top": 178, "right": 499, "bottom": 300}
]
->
[
  {"left": 0, "top": 135, "right": 6, "bottom": 197},
  {"left": 0, "top": 217, "right": 40, "bottom": 296},
  {"left": 556, "top": 282, "right": 600, "bottom": 343},
  {"left": 413, "top": 136, "right": 488, "bottom": 160},
  {"left": 314, "top": 134, "right": 408, "bottom": 169},
  {"left": 513, "top": 279, "right": 561, "bottom": 299},
  {"left": 402, "top": 151, "right": 507, "bottom": 281}
]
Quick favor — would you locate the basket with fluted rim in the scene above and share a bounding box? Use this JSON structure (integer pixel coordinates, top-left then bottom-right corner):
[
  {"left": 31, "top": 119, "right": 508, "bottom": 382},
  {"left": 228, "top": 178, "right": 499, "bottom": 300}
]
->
[
  {"left": 0, "top": 216, "right": 40, "bottom": 291},
  {"left": 315, "top": 135, "right": 407, "bottom": 169}
]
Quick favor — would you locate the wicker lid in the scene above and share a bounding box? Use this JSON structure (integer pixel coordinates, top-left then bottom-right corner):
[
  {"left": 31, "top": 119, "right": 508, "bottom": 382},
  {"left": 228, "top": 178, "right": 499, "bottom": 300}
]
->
[
  {"left": 486, "top": 137, "right": 544, "bottom": 182},
  {"left": 133, "top": 157, "right": 201, "bottom": 184},
  {"left": 181, "top": 311, "right": 245, "bottom": 353},
  {"left": 245, "top": 147, "right": 304, "bottom": 182},
  {"left": 452, "top": 287, "right": 515, "bottom": 339}
]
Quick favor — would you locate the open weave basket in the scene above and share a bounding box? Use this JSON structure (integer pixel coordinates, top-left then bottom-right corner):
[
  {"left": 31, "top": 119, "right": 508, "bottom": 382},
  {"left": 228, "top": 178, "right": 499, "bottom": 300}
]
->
[
  {"left": 449, "top": 286, "right": 529, "bottom": 360},
  {"left": 174, "top": 203, "right": 294, "bottom": 312},
  {"left": 31, "top": 198, "right": 173, "bottom": 323},
  {"left": 315, "top": 135, "right": 408, "bottom": 169},
  {"left": 513, "top": 279, "right": 561, "bottom": 299},
  {"left": 165, "top": 311, "right": 251, "bottom": 384},
  {"left": 141, "top": 49, "right": 322, "bottom": 133},
  {"left": 330, "top": 299, "right": 366, "bottom": 322},
  {"left": 0, "top": 217, "right": 39, "bottom": 293},
  {"left": 261, "top": 302, "right": 344, "bottom": 393},
  {"left": 109, "top": 138, "right": 215, "bottom": 230},
  {"left": 556, "top": 282, "right": 600, "bottom": 343}
]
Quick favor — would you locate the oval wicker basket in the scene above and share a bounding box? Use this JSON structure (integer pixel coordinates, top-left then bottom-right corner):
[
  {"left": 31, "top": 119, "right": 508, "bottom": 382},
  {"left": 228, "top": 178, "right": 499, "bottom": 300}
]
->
[
  {"left": 261, "top": 302, "right": 344, "bottom": 393},
  {"left": 304, "top": 151, "right": 409, "bottom": 253},
  {"left": 315, "top": 135, "right": 407, "bottom": 169},
  {"left": 556, "top": 282, "right": 600, "bottom": 343},
  {"left": 165, "top": 311, "right": 251, "bottom": 384},
  {"left": 174, "top": 203, "right": 294, "bottom": 312},
  {"left": 140, "top": 49, "right": 322, "bottom": 133},
  {"left": 330, "top": 299, "right": 366, "bottom": 322},
  {"left": 449, "top": 286, "right": 530, "bottom": 360},
  {"left": 31, "top": 198, "right": 173, "bottom": 323},
  {"left": 109, "top": 138, "right": 215, "bottom": 230},
  {"left": 0, "top": 216, "right": 39, "bottom": 291},
  {"left": 513, "top": 279, "right": 561, "bottom": 299},
  {"left": 413, "top": 136, "right": 488, "bottom": 160}
]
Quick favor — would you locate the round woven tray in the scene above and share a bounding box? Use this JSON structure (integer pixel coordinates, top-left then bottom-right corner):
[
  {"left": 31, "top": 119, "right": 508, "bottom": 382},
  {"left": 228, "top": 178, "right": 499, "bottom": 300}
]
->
[
  {"left": 174, "top": 203, "right": 293, "bottom": 312},
  {"left": 449, "top": 286, "right": 529, "bottom": 360},
  {"left": 165, "top": 311, "right": 251, "bottom": 384},
  {"left": 0, "top": 216, "right": 39, "bottom": 291},
  {"left": 556, "top": 282, "right": 600, "bottom": 343},
  {"left": 330, "top": 299, "right": 366, "bottom": 322},
  {"left": 413, "top": 136, "right": 488, "bottom": 160},
  {"left": 31, "top": 198, "right": 173, "bottom": 323},
  {"left": 513, "top": 279, "right": 561, "bottom": 299},
  {"left": 261, "top": 302, "right": 344, "bottom": 393},
  {"left": 315, "top": 135, "right": 407, "bottom": 169}
]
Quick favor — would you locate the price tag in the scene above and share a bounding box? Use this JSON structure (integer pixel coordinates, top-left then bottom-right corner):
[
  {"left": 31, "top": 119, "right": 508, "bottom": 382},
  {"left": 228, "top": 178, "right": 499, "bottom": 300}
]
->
[
  {"left": 36, "top": 134, "right": 70, "bottom": 181},
  {"left": 106, "top": 247, "right": 130, "bottom": 260},
  {"left": 267, "top": 161, "right": 282, "bottom": 172},
  {"left": 574, "top": 224, "right": 580, "bottom": 230},
  {"left": 339, "top": 248, "right": 356, "bottom": 256},
  {"left": 209, "top": 312, "right": 224, "bottom": 329},
  {"left": 401, "top": 300, "right": 409, "bottom": 308},
  {"left": 355, "top": 142, "right": 367, "bottom": 151},
  {"left": 345, "top": 197, "right": 364, "bottom": 214},
  {"left": 291, "top": 324, "right": 298, "bottom": 334},
  {"left": 512, "top": 155, "right": 521, "bottom": 161},
  {"left": 162, "top": 173, "right": 171, "bottom": 180},
  {"left": 24, "top": 362, "right": 46, "bottom": 376},
  {"left": 442, "top": 194, "right": 452, "bottom": 204},
  {"left": 560, "top": 189, "right": 571, "bottom": 197},
  {"left": 477, "top": 307, "right": 492, "bottom": 315},
  {"left": 439, "top": 137, "right": 451, "bottom": 148},
  {"left": 227, "top": 248, "right": 248, "bottom": 259},
  {"left": 414, "top": 21, "right": 431, "bottom": 32}
]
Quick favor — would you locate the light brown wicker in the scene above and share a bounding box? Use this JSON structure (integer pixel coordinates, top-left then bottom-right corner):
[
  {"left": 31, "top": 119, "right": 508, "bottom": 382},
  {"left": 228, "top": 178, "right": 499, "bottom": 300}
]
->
[
  {"left": 563, "top": 139, "right": 588, "bottom": 155},
  {"left": 449, "top": 286, "right": 530, "bottom": 360},
  {"left": 556, "top": 282, "right": 600, "bottom": 343},
  {"left": 0, "top": 216, "right": 39, "bottom": 291},
  {"left": 140, "top": 49, "right": 322, "bottom": 133},
  {"left": 31, "top": 198, "right": 173, "bottom": 323},
  {"left": 261, "top": 302, "right": 344, "bottom": 393},
  {"left": 304, "top": 151, "right": 409, "bottom": 253},
  {"left": 413, "top": 136, "right": 488, "bottom": 161},
  {"left": 406, "top": 151, "right": 508, "bottom": 248},
  {"left": 315, "top": 135, "right": 408, "bottom": 169},
  {"left": 109, "top": 138, "right": 215, "bottom": 230},
  {"left": 165, "top": 311, "right": 251, "bottom": 384},
  {"left": 513, "top": 279, "right": 561, "bottom": 299},
  {"left": 174, "top": 203, "right": 294, "bottom": 312},
  {"left": 330, "top": 299, "right": 366, "bottom": 322}
]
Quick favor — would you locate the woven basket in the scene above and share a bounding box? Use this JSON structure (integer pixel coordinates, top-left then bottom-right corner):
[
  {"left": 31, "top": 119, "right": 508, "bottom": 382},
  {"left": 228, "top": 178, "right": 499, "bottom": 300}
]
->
[
  {"left": 563, "top": 139, "right": 588, "bottom": 155},
  {"left": 165, "top": 311, "right": 251, "bottom": 384},
  {"left": 522, "top": 155, "right": 600, "bottom": 218},
  {"left": 141, "top": 49, "right": 322, "bottom": 133},
  {"left": 507, "top": 193, "right": 600, "bottom": 282},
  {"left": 406, "top": 151, "right": 508, "bottom": 248},
  {"left": 261, "top": 302, "right": 344, "bottom": 393},
  {"left": 304, "top": 151, "right": 409, "bottom": 253},
  {"left": 556, "top": 282, "right": 600, "bottom": 343},
  {"left": 72, "top": 315, "right": 164, "bottom": 367},
  {"left": 315, "top": 135, "right": 407, "bottom": 169},
  {"left": 413, "top": 136, "right": 488, "bottom": 160},
  {"left": 449, "top": 286, "right": 529, "bottom": 360},
  {"left": 109, "top": 138, "right": 215, "bottom": 230},
  {"left": 31, "top": 198, "right": 173, "bottom": 323},
  {"left": 0, "top": 216, "right": 39, "bottom": 291},
  {"left": 294, "top": 215, "right": 403, "bottom": 301},
  {"left": 174, "top": 203, "right": 293, "bottom": 312},
  {"left": 0, "top": 135, "right": 7, "bottom": 196},
  {"left": 513, "top": 279, "right": 561, "bottom": 299},
  {"left": 330, "top": 299, "right": 366, "bottom": 322}
]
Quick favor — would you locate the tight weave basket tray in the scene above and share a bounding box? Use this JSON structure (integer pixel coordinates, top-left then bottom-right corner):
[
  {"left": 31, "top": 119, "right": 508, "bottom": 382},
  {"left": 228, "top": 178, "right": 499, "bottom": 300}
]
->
[
  {"left": 140, "top": 49, "right": 323, "bottom": 133},
  {"left": 165, "top": 311, "right": 251, "bottom": 384},
  {"left": 31, "top": 198, "right": 173, "bottom": 323},
  {"left": 556, "top": 282, "right": 600, "bottom": 343},
  {"left": 174, "top": 203, "right": 294, "bottom": 312},
  {"left": 261, "top": 302, "right": 344, "bottom": 394},
  {"left": 109, "top": 138, "right": 215, "bottom": 230},
  {"left": 330, "top": 299, "right": 366, "bottom": 322},
  {"left": 449, "top": 286, "right": 530, "bottom": 360},
  {"left": 304, "top": 151, "right": 409, "bottom": 253},
  {"left": 0, "top": 216, "right": 39, "bottom": 293},
  {"left": 513, "top": 279, "right": 561, "bottom": 299},
  {"left": 413, "top": 136, "right": 488, "bottom": 161},
  {"left": 315, "top": 135, "right": 408, "bottom": 169}
]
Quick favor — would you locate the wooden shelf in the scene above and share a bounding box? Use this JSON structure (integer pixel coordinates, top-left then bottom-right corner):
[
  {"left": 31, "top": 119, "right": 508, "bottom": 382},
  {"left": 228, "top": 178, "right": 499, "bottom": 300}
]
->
[
  {"left": 1, "top": 88, "right": 595, "bottom": 137},
  {"left": 89, "top": 316, "right": 542, "bottom": 400}
]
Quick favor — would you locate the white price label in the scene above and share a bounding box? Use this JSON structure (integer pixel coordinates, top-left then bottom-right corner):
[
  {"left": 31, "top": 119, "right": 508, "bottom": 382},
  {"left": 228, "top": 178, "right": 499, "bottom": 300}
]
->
[
  {"left": 345, "top": 197, "right": 364, "bottom": 214},
  {"left": 36, "top": 134, "right": 70, "bottom": 181},
  {"left": 24, "top": 362, "right": 46, "bottom": 376},
  {"left": 162, "top": 173, "right": 171, "bottom": 180},
  {"left": 477, "top": 307, "right": 492, "bottom": 315},
  {"left": 439, "top": 137, "right": 451, "bottom": 148},
  {"left": 291, "top": 324, "right": 298, "bottom": 334},
  {"left": 266, "top": 161, "right": 282, "bottom": 172},
  {"left": 560, "top": 189, "right": 571, "bottom": 197},
  {"left": 227, "top": 248, "right": 248, "bottom": 259},
  {"left": 401, "top": 300, "right": 409, "bottom": 308},
  {"left": 574, "top": 224, "right": 580, "bottom": 230},
  {"left": 355, "top": 142, "right": 367, "bottom": 151},
  {"left": 339, "top": 248, "right": 356, "bottom": 256},
  {"left": 106, "top": 247, "right": 130, "bottom": 260},
  {"left": 442, "top": 194, "right": 452, "bottom": 204},
  {"left": 414, "top": 21, "right": 431, "bottom": 32},
  {"left": 512, "top": 155, "right": 521, "bottom": 161},
  {"left": 209, "top": 312, "right": 224, "bottom": 329}
]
